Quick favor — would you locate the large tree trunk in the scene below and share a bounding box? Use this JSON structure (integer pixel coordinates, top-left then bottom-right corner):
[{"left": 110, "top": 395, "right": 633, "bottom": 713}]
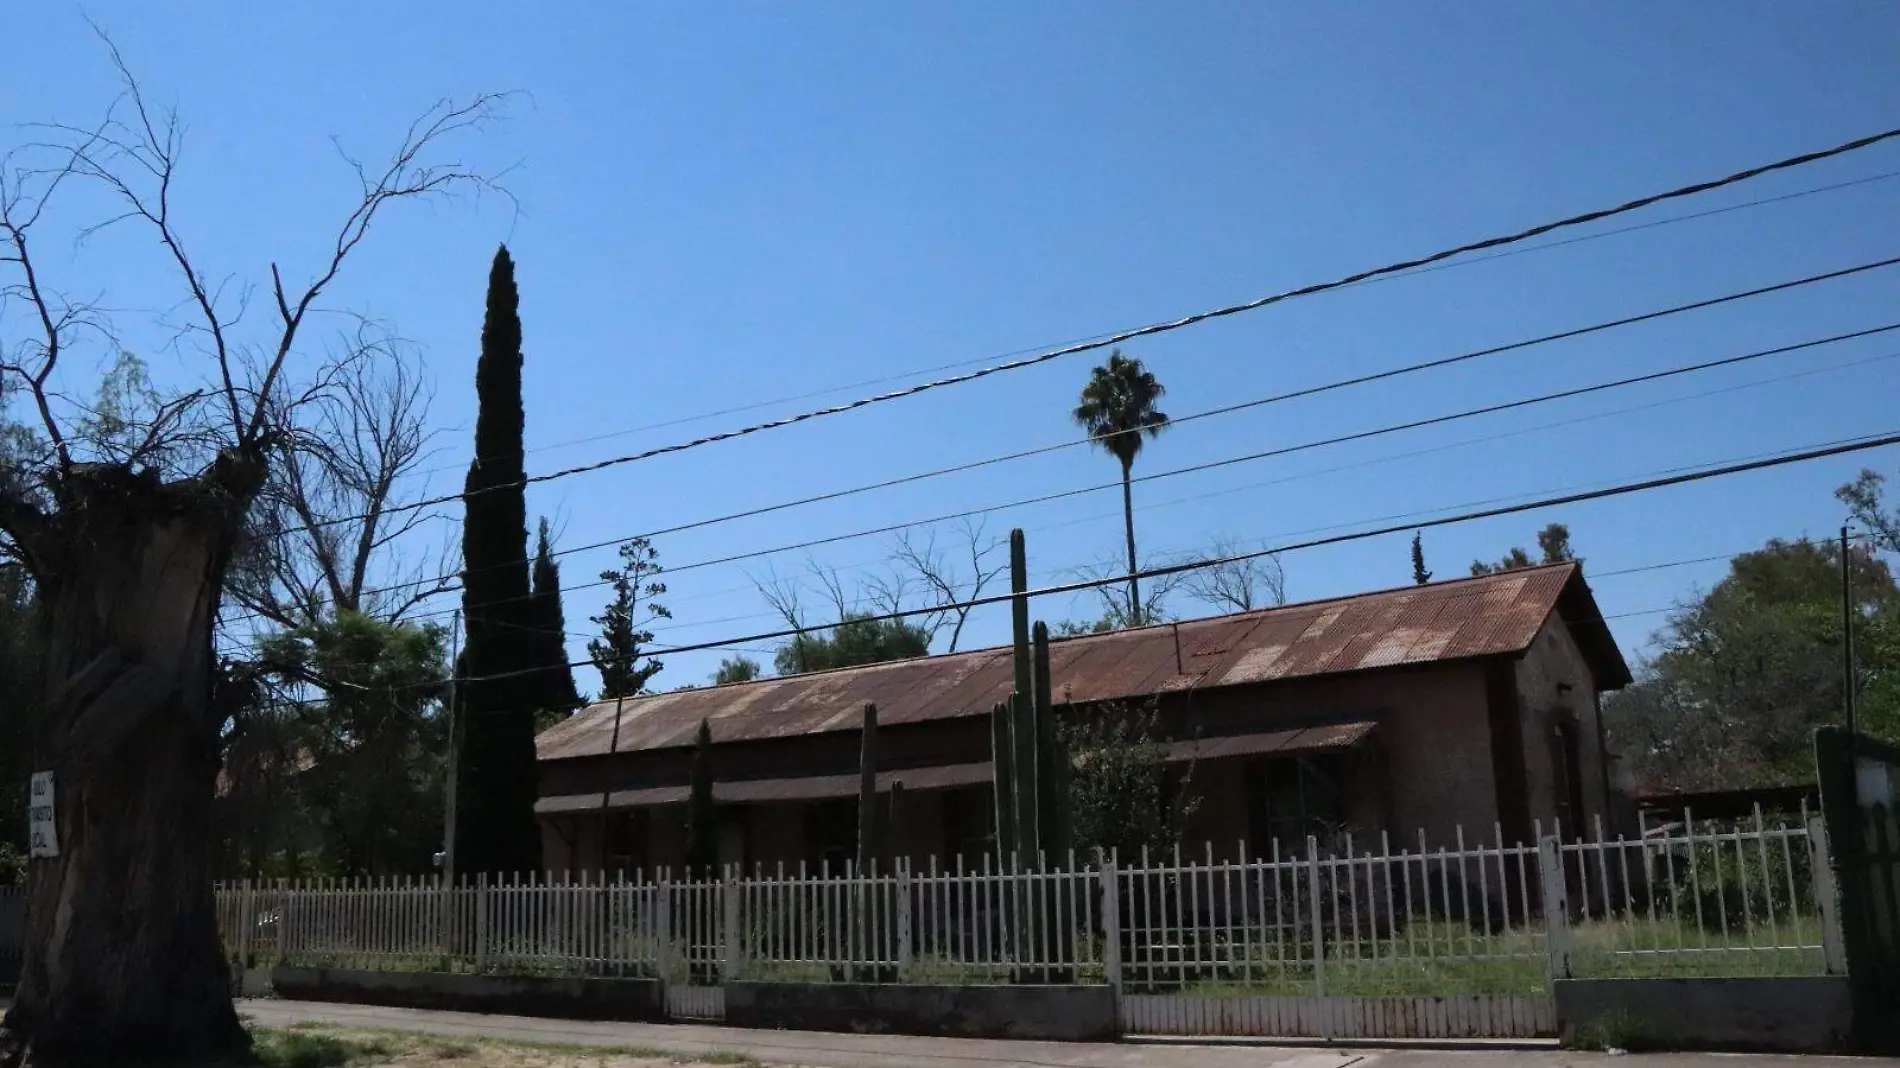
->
[
  {"left": 1120, "top": 462, "right": 1141, "bottom": 626},
  {"left": 2, "top": 466, "right": 250, "bottom": 1067}
]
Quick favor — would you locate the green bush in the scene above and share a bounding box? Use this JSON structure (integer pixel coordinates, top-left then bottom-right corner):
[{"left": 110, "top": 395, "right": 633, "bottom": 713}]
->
[{"left": 1650, "top": 830, "right": 1812, "bottom": 932}]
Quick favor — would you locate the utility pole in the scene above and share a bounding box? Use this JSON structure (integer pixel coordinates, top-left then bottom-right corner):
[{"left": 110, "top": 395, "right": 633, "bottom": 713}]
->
[
  {"left": 1841, "top": 526, "right": 1856, "bottom": 737},
  {"left": 442, "top": 609, "right": 463, "bottom": 888}
]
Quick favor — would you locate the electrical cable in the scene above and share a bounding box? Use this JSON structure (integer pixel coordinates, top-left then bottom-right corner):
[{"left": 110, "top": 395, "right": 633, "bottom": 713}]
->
[
  {"left": 226, "top": 253, "right": 1900, "bottom": 627},
  {"left": 416, "top": 167, "right": 1900, "bottom": 480},
  {"left": 294, "top": 125, "right": 1900, "bottom": 534},
  {"left": 442, "top": 427, "right": 1900, "bottom": 684},
  {"left": 400, "top": 323, "right": 1900, "bottom": 626}
]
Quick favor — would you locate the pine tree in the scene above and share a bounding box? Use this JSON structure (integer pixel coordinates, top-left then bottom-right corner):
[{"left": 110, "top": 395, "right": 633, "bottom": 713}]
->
[
  {"left": 589, "top": 537, "right": 671, "bottom": 700},
  {"left": 1411, "top": 532, "right": 1432, "bottom": 585},
  {"left": 453, "top": 246, "right": 544, "bottom": 877},
  {"left": 529, "top": 518, "right": 581, "bottom": 724}
]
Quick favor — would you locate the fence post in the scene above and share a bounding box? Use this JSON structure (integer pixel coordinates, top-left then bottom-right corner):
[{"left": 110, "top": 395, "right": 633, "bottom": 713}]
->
[
  {"left": 282, "top": 880, "right": 298, "bottom": 965},
  {"left": 475, "top": 874, "right": 490, "bottom": 973},
  {"left": 1099, "top": 856, "right": 1121, "bottom": 996},
  {"left": 1538, "top": 835, "right": 1571, "bottom": 980},
  {"left": 655, "top": 876, "right": 674, "bottom": 983},
  {"left": 720, "top": 867, "right": 741, "bottom": 982},
  {"left": 896, "top": 860, "right": 913, "bottom": 979},
  {"left": 1807, "top": 814, "right": 1848, "bottom": 975},
  {"left": 236, "top": 880, "right": 254, "bottom": 975}
]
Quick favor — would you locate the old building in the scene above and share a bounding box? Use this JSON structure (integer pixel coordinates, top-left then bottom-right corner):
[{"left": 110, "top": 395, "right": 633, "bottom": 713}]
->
[{"left": 534, "top": 562, "right": 1629, "bottom": 874}]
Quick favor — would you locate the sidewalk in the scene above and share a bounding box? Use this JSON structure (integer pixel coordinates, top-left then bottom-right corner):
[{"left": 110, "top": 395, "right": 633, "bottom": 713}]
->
[{"left": 238, "top": 999, "right": 1889, "bottom": 1068}]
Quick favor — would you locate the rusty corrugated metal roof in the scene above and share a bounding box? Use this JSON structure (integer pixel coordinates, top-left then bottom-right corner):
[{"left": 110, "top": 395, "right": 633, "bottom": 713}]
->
[{"left": 539, "top": 562, "right": 1619, "bottom": 762}]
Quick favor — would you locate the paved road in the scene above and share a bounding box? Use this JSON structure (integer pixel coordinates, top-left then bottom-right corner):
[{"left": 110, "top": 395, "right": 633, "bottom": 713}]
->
[{"left": 239, "top": 1000, "right": 1891, "bottom": 1068}]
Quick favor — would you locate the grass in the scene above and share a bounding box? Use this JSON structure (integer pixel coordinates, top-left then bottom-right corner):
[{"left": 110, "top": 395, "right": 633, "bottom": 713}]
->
[
  {"left": 247, "top": 1026, "right": 759, "bottom": 1068},
  {"left": 1128, "top": 917, "right": 1827, "bottom": 998},
  {"left": 1567, "top": 1007, "right": 1680, "bottom": 1052}
]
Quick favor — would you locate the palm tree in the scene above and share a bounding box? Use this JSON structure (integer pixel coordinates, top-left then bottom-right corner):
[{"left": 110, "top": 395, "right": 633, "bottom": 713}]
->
[{"left": 1072, "top": 350, "right": 1171, "bottom": 626}]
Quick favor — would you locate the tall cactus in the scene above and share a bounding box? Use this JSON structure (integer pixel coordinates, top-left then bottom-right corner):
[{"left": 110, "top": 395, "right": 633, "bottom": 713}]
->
[
  {"left": 989, "top": 699, "right": 1016, "bottom": 862},
  {"left": 1008, "top": 531, "right": 1040, "bottom": 867},
  {"left": 856, "top": 701, "right": 878, "bottom": 874},
  {"left": 1033, "top": 621, "right": 1073, "bottom": 863}
]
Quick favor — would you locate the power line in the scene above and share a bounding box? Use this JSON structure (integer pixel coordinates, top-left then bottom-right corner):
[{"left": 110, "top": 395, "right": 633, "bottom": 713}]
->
[
  {"left": 227, "top": 252, "right": 1900, "bottom": 628},
  {"left": 416, "top": 167, "right": 1900, "bottom": 481},
  {"left": 419, "top": 323, "right": 1900, "bottom": 623},
  {"left": 227, "top": 338, "right": 1899, "bottom": 653},
  {"left": 490, "top": 257, "right": 1900, "bottom": 577},
  {"left": 597, "top": 345, "right": 1900, "bottom": 638},
  {"left": 445, "top": 427, "right": 1900, "bottom": 683},
  {"left": 298, "top": 125, "right": 1900, "bottom": 534},
  {"left": 245, "top": 524, "right": 1881, "bottom": 714}
]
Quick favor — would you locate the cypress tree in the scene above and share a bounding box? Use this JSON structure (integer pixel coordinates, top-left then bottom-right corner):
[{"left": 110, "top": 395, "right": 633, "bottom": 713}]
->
[
  {"left": 529, "top": 517, "right": 581, "bottom": 721},
  {"left": 686, "top": 719, "right": 719, "bottom": 877},
  {"left": 454, "top": 245, "right": 543, "bottom": 877},
  {"left": 1411, "top": 531, "right": 1432, "bottom": 585}
]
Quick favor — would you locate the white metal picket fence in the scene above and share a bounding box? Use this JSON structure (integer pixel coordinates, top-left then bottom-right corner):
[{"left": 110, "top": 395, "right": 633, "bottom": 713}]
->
[{"left": 0, "top": 811, "right": 1828, "bottom": 1039}]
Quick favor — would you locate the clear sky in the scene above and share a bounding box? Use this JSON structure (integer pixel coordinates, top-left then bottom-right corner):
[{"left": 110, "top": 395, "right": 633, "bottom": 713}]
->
[{"left": 6, "top": 3, "right": 1900, "bottom": 692}]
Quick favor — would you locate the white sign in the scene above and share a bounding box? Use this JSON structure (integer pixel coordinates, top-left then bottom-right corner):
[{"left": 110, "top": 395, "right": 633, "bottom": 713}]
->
[{"left": 28, "top": 771, "right": 57, "bottom": 859}]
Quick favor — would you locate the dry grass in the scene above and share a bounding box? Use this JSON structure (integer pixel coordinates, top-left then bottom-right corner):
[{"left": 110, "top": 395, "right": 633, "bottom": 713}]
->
[{"left": 246, "top": 1026, "right": 756, "bottom": 1068}]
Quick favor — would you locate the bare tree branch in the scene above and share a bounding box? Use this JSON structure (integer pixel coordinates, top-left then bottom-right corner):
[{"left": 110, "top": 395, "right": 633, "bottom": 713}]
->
[
  {"left": 225, "top": 327, "right": 454, "bottom": 629},
  {"left": 890, "top": 519, "right": 1006, "bottom": 652},
  {"left": 1064, "top": 551, "right": 1192, "bottom": 631},
  {"left": 1182, "top": 534, "right": 1287, "bottom": 614}
]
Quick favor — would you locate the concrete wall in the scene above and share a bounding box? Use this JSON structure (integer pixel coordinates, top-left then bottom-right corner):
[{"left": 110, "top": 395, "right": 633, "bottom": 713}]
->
[
  {"left": 1554, "top": 977, "right": 1853, "bottom": 1053},
  {"left": 272, "top": 967, "right": 664, "bottom": 1022},
  {"left": 724, "top": 981, "right": 1117, "bottom": 1041}
]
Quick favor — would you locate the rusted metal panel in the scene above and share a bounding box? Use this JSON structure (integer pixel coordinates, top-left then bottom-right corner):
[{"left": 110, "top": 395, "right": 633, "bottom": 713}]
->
[
  {"left": 540, "top": 563, "right": 1602, "bottom": 763},
  {"left": 1166, "top": 720, "right": 1376, "bottom": 763}
]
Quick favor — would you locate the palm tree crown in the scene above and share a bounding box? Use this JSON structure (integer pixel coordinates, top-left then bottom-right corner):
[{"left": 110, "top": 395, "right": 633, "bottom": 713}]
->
[{"left": 1072, "top": 351, "right": 1170, "bottom": 471}]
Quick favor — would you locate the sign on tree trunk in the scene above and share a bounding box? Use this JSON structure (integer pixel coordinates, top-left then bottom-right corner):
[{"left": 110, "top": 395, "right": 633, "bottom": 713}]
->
[{"left": 28, "top": 771, "right": 57, "bottom": 858}]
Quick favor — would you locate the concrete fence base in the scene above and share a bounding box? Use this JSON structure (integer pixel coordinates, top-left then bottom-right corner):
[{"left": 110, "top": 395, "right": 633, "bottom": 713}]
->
[
  {"left": 725, "top": 981, "right": 1117, "bottom": 1042},
  {"left": 271, "top": 967, "right": 664, "bottom": 1023},
  {"left": 1554, "top": 977, "right": 1853, "bottom": 1054}
]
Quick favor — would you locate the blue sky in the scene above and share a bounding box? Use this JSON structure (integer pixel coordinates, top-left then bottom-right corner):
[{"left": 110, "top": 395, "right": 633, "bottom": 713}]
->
[{"left": 6, "top": 3, "right": 1900, "bottom": 691}]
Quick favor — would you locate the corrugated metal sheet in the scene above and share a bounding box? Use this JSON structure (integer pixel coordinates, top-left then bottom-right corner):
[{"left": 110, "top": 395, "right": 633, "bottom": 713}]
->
[
  {"left": 539, "top": 563, "right": 1605, "bottom": 762},
  {"left": 535, "top": 761, "right": 993, "bottom": 814},
  {"left": 1166, "top": 720, "right": 1378, "bottom": 763}
]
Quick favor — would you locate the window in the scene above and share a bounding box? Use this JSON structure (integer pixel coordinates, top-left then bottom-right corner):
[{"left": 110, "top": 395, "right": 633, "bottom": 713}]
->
[
  {"left": 606, "top": 811, "right": 646, "bottom": 875},
  {"left": 811, "top": 799, "right": 857, "bottom": 873},
  {"left": 1249, "top": 755, "right": 1346, "bottom": 853}
]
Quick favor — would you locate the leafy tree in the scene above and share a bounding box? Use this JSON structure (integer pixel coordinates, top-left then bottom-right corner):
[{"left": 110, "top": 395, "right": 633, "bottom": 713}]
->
[
  {"left": 455, "top": 246, "right": 545, "bottom": 879},
  {"left": 0, "top": 45, "right": 501, "bottom": 1059},
  {"left": 589, "top": 537, "right": 671, "bottom": 699},
  {"left": 253, "top": 613, "right": 450, "bottom": 875},
  {"left": 1471, "top": 522, "right": 1575, "bottom": 576},
  {"left": 774, "top": 613, "right": 931, "bottom": 675},
  {"left": 1604, "top": 537, "right": 1900, "bottom": 792},
  {"left": 1838, "top": 467, "right": 1900, "bottom": 553},
  {"left": 1072, "top": 351, "right": 1171, "bottom": 626},
  {"left": 1412, "top": 532, "right": 1432, "bottom": 585},
  {"left": 1061, "top": 701, "right": 1198, "bottom": 861},
  {"left": 528, "top": 518, "right": 581, "bottom": 727},
  {"left": 712, "top": 656, "right": 762, "bottom": 685}
]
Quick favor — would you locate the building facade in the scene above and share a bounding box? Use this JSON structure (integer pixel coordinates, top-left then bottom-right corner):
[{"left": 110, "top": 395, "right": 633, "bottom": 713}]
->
[{"left": 534, "top": 563, "right": 1630, "bottom": 874}]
